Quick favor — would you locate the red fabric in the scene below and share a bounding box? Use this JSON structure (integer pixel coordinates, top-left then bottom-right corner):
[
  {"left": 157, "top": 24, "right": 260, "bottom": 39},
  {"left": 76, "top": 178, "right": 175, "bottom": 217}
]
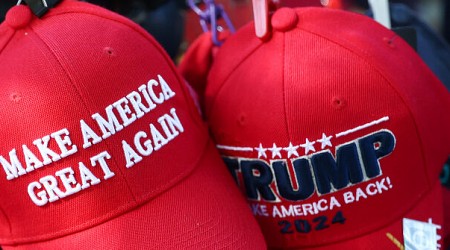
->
[
  {"left": 203, "top": 6, "right": 450, "bottom": 249},
  {"left": 282, "top": 0, "right": 322, "bottom": 7},
  {"left": 0, "top": 1, "right": 266, "bottom": 249},
  {"left": 179, "top": 32, "right": 215, "bottom": 92},
  {"left": 178, "top": 31, "right": 230, "bottom": 112}
]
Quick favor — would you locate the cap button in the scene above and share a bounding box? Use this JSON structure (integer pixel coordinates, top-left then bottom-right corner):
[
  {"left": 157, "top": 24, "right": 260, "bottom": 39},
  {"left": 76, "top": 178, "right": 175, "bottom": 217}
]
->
[
  {"left": 271, "top": 8, "right": 298, "bottom": 32},
  {"left": 5, "top": 5, "right": 33, "bottom": 29}
]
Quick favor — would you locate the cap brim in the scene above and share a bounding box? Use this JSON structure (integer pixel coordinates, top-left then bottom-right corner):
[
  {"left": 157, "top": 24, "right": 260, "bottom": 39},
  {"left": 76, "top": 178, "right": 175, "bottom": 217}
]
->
[
  {"left": 297, "top": 181, "right": 444, "bottom": 250},
  {"left": 4, "top": 140, "right": 266, "bottom": 249}
]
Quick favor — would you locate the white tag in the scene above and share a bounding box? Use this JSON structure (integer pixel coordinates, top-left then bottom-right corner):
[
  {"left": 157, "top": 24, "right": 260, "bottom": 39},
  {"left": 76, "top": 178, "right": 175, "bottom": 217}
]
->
[
  {"left": 403, "top": 218, "right": 440, "bottom": 250},
  {"left": 368, "top": 0, "right": 391, "bottom": 29},
  {"left": 252, "top": 0, "right": 269, "bottom": 39}
]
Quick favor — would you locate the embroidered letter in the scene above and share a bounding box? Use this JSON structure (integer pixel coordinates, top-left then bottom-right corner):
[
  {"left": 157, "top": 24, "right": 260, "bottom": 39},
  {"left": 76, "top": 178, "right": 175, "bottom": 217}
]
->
[
  {"left": 80, "top": 119, "right": 102, "bottom": 149},
  {"left": 90, "top": 151, "right": 115, "bottom": 180},
  {"left": 1, "top": 149, "right": 27, "bottom": 180}
]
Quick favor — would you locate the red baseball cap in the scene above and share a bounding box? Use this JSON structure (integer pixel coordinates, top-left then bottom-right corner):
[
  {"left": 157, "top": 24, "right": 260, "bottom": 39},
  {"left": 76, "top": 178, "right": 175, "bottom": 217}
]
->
[
  {"left": 0, "top": 1, "right": 267, "bottom": 249},
  {"left": 203, "top": 7, "right": 450, "bottom": 249},
  {"left": 178, "top": 30, "right": 231, "bottom": 110}
]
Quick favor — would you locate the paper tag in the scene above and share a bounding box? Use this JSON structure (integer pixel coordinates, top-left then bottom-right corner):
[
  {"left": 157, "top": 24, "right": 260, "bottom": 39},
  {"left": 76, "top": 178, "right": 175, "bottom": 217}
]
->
[{"left": 403, "top": 218, "right": 440, "bottom": 250}]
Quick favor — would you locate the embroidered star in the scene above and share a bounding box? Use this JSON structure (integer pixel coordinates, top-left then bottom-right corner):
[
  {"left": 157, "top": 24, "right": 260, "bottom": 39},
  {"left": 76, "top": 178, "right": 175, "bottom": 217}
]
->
[
  {"left": 254, "top": 143, "right": 267, "bottom": 159},
  {"left": 317, "top": 133, "right": 333, "bottom": 149},
  {"left": 269, "top": 143, "right": 282, "bottom": 159},
  {"left": 283, "top": 142, "right": 299, "bottom": 158},
  {"left": 300, "top": 138, "right": 316, "bottom": 155}
]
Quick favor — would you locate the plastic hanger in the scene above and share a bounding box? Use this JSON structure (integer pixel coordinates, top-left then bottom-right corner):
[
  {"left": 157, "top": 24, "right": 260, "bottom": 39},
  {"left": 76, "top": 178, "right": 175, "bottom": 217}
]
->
[
  {"left": 251, "top": 0, "right": 279, "bottom": 40},
  {"left": 252, "top": 0, "right": 269, "bottom": 39},
  {"left": 187, "top": 0, "right": 235, "bottom": 46},
  {"left": 368, "top": 0, "right": 391, "bottom": 29}
]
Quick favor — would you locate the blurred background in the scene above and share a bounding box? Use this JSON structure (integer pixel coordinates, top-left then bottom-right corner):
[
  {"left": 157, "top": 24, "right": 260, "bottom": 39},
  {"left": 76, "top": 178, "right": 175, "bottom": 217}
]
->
[{"left": 1, "top": 0, "right": 449, "bottom": 66}]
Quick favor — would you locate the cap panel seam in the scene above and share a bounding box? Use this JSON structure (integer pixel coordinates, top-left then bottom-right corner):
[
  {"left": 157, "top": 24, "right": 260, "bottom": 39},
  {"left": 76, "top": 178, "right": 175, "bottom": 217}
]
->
[
  {"left": 28, "top": 24, "right": 138, "bottom": 201},
  {"left": 299, "top": 26, "right": 430, "bottom": 187},
  {"left": 206, "top": 42, "right": 265, "bottom": 119},
  {"left": 283, "top": 26, "right": 434, "bottom": 245},
  {"left": 0, "top": 27, "right": 15, "bottom": 55},
  {"left": 41, "top": 4, "right": 206, "bottom": 129},
  {"left": 282, "top": 32, "right": 292, "bottom": 145}
]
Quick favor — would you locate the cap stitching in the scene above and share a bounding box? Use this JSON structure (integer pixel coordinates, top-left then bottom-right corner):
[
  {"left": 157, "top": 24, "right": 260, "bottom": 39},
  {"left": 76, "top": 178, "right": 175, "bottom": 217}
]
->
[
  {"left": 289, "top": 26, "right": 434, "bottom": 245},
  {"left": 41, "top": 2, "right": 206, "bottom": 129},
  {"left": 28, "top": 24, "right": 138, "bottom": 201},
  {"left": 206, "top": 41, "right": 265, "bottom": 119},
  {"left": 0, "top": 137, "right": 211, "bottom": 245},
  {"left": 281, "top": 31, "right": 292, "bottom": 153},
  {"left": 0, "top": 27, "right": 16, "bottom": 55},
  {"left": 300, "top": 25, "right": 430, "bottom": 183}
]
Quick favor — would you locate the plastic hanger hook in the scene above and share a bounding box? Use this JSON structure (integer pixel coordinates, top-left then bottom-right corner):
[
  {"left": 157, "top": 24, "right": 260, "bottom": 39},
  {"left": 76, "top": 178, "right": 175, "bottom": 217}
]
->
[
  {"left": 187, "top": 0, "right": 235, "bottom": 46},
  {"left": 252, "top": 0, "right": 279, "bottom": 40}
]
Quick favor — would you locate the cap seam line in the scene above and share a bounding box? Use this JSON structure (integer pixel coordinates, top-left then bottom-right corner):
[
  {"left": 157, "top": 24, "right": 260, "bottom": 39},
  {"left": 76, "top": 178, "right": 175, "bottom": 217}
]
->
[
  {"left": 0, "top": 27, "right": 15, "bottom": 55},
  {"left": 29, "top": 24, "right": 139, "bottom": 202},
  {"left": 282, "top": 32, "right": 291, "bottom": 148},
  {"left": 207, "top": 42, "right": 265, "bottom": 119},
  {"left": 41, "top": 3, "right": 206, "bottom": 128},
  {"left": 299, "top": 27, "right": 431, "bottom": 187}
]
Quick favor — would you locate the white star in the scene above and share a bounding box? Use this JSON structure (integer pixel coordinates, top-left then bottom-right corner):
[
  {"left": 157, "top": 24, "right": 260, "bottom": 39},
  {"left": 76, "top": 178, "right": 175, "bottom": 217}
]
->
[
  {"left": 283, "top": 142, "right": 299, "bottom": 158},
  {"left": 269, "top": 143, "right": 282, "bottom": 159},
  {"left": 300, "top": 138, "right": 316, "bottom": 155},
  {"left": 254, "top": 143, "right": 267, "bottom": 159},
  {"left": 317, "top": 133, "right": 333, "bottom": 149}
]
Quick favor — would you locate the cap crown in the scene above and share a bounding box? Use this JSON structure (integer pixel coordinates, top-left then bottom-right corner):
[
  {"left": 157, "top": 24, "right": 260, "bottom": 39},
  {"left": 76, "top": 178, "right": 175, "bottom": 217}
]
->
[
  {"left": 0, "top": 1, "right": 208, "bottom": 244},
  {"left": 205, "top": 7, "right": 450, "bottom": 248}
]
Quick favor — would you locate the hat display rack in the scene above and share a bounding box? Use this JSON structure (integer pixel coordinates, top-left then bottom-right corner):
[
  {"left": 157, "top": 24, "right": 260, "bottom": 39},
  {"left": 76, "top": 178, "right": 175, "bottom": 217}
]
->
[{"left": 186, "top": 0, "right": 236, "bottom": 46}]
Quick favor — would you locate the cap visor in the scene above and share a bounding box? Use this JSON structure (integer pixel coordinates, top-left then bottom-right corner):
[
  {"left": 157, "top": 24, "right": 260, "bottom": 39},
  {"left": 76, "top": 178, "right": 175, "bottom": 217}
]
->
[{"left": 3, "top": 140, "right": 266, "bottom": 249}]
